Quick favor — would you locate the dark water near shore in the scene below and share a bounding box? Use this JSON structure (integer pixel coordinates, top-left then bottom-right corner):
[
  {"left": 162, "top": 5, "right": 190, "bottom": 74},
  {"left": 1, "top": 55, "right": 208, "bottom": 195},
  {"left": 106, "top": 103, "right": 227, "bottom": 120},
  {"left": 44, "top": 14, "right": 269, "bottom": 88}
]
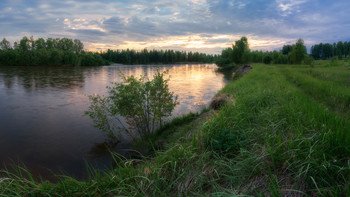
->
[{"left": 0, "top": 64, "right": 228, "bottom": 180}]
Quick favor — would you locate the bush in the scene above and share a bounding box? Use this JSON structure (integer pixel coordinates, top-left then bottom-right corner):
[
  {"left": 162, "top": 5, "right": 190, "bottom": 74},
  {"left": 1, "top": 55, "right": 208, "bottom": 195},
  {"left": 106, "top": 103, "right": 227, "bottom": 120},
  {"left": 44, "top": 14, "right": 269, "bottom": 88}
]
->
[
  {"left": 85, "top": 69, "right": 178, "bottom": 141},
  {"left": 215, "top": 57, "right": 232, "bottom": 67},
  {"left": 304, "top": 55, "right": 314, "bottom": 66}
]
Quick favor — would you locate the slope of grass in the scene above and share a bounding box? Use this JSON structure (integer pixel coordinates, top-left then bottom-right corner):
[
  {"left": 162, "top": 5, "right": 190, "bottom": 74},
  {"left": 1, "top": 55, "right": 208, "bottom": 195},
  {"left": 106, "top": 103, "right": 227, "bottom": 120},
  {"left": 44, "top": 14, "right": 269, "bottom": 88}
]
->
[{"left": 1, "top": 61, "right": 350, "bottom": 196}]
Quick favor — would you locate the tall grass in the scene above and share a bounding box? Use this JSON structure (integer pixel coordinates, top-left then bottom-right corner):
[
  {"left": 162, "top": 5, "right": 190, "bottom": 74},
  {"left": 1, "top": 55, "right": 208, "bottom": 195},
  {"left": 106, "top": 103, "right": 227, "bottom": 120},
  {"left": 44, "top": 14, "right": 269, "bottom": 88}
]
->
[
  {"left": 296, "top": 68, "right": 350, "bottom": 87},
  {"left": 204, "top": 63, "right": 350, "bottom": 195},
  {"left": 281, "top": 67, "right": 350, "bottom": 115},
  {"left": 1, "top": 61, "right": 350, "bottom": 196}
]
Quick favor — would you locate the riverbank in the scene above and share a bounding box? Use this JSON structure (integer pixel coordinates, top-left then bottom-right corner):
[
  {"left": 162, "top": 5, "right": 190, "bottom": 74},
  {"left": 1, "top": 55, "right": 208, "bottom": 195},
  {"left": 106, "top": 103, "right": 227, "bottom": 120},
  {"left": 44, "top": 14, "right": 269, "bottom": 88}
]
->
[{"left": 1, "top": 61, "right": 350, "bottom": 196}]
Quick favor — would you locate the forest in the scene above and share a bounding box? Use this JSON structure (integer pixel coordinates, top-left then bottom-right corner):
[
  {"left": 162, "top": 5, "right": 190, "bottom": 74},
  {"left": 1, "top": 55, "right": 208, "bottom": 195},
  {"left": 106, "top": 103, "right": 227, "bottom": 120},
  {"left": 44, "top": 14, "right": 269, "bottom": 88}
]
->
[
  {"left": 0, "top": 37, "right": 108, "bottom": 66},
  {"left": 0, "top": 37, "right": 217, "bottom": 66},
  {"left": 310, "top": 41, "right": 350, "bottom": 60},
  {"left": 101, "top": 49, "right": 217, "bottom": 64},
  {"left": 1, "top": 36, "right": 349, "bottom": 67},
  {"left": 216, "top": 37, "right": 350, "bottom": 67}
]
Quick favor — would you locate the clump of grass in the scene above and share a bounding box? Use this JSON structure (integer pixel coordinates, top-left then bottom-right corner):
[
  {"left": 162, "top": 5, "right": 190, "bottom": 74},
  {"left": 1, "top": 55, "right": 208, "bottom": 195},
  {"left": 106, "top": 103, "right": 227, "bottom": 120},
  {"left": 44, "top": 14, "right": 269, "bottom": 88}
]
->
[{"left": 132, "top": 112, "right": 200, "bottom": 156}]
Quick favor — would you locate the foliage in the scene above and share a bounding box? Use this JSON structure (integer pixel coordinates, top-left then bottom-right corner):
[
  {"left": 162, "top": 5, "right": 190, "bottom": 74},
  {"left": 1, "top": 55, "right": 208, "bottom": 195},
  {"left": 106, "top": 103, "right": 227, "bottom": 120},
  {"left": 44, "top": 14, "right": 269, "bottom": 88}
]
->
[
  {"left": 304, "top": 55, "right": 314, "bottom": 66},
  {"left": 232, "top": 36, "right": 250, "bottom": 64},
  {"left": 85, "top": 69, "right": 178, "bottom": 140},
  {"left": 218, "top": 38, "right": 321, "bottom": 66},
  {"left": 215, "top": 37, "right": 251, "bottom": 67},
  {"left": 311, "top": 41, "right": 350, "bottom": 60},
  {"left": 289, "top": 38, "right": 307, "bottom": 64},
  {"left": 0, "top": 38, "right": 11, "bottom": 50},
  {"left": 263, "top": 54, "right": 272, "bottom": 64},
  {"left": 282, "top": 44, "right": 293, "bottom": 55},
  {"left": 215, "top": 47, "right": 233, "bottom": 67},
  {"left": 0, "top": 36, "right": 107, "bottom": 66},
  {"left": 100, "top": 48, "right": 217, "bottom": 65},
  {"left": 1, "top": 37, "right": 217, "bottom": 67},
  {"left": 214, "top": 56, "right": 232, "bottom": 67}
]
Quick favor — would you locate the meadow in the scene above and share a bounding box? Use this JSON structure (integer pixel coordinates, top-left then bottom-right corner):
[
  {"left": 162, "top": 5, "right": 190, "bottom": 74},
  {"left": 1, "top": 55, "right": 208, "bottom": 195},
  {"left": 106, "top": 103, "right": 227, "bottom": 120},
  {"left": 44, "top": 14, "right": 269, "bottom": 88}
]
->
[{"left": 1, "top": 60, "right": 350, "bottom": 196}]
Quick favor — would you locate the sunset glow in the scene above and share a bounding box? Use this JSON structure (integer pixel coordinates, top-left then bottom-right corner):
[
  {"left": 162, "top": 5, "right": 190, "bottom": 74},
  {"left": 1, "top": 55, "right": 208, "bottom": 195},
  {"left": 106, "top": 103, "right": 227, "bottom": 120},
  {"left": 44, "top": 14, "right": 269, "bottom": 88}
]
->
[{"left": 1, "top": 0, "right": 349, "bottom": 53}]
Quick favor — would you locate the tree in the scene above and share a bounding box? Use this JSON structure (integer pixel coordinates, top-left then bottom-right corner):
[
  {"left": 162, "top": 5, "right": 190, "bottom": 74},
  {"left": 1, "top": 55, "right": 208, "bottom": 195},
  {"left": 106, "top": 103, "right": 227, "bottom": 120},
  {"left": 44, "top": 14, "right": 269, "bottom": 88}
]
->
[
  {"left": 289, "top": 39, "right": 307, "bottom": 64},
  {"left": 215, "top": 47, "right": 233, "bottom": 67},
  {"left": 336, "top": 41, "right": 344, "bottom": 59},
  {"left": 323, "top": 43, "right": 333, "bottom": 59},
  {"left": 46, "top": 38, "right": 55, "bottom": 49},
  {"left": 232, "top": 36, "right": 250, "bottom": 64},
  {"left": 73, "top": 39, "right": 84, "bottom": 53},
  {"left": 85, "top": 69, "right": 178, "bottom": 141},
  {"left": 19, "top": 36, "right": 30, "bottom": 51},
  {"left": 263, "top": 53, "right": 272, "bottom": 64},
  {"left": 35, "top": 38, "right": 46, "bottom": 50},
  {"left": 0, "top": 36, "right": 108, "bottom": 66},
  {"left": 282, "top": 45, "right": 293, "bottom": 55},
  {"left": 0, "top": 38, "right": 11, "bottom": 50},
  {"left": 30, "top": 36, "right": 36, "bottom": 50},
  {"left": 58, "top": 38, "right": 74, "bottom": 51}
]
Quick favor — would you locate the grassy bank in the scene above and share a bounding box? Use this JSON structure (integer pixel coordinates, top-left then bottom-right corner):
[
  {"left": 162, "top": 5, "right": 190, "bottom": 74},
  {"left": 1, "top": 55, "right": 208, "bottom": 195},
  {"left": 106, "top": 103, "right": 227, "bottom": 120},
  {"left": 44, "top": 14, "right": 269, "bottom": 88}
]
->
[{"left": 1, "top": 61, "right": 350, "bottom": 196}]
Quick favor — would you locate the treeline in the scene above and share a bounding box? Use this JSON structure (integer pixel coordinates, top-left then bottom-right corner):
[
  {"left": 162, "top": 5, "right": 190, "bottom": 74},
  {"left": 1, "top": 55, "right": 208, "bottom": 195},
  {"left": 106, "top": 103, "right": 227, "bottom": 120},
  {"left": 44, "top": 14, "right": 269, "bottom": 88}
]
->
[
  {"left": 0, "top": 37, "right": 218, "bottom": 66},
  {"left": 250, "top": 40, "right": 311, "bottom": 65},
  {"left": 311, "top": 41, "right": 350, "bottom": 60},
  {"left": 0, "top": 37, "right": 108, "bottom": 66},
  {"left": 216, "top": 37, "right": 312, "bottom": 67},
  {"left": 100, "top": 49, "right": 218, "bottom": 65}
]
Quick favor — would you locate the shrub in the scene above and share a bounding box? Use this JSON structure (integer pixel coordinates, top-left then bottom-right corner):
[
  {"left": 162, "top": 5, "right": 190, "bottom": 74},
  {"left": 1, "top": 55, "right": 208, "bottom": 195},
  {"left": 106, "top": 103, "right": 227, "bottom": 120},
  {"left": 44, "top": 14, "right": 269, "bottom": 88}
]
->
[
  {"left": 85, "top": 69, "right": 178, "bottom": 141},
  {"left": 304, "top": 55, "right": 314, "bottom": 66},
  {"left": 215, "top": 57, "right": 232, "bottom": 67}
]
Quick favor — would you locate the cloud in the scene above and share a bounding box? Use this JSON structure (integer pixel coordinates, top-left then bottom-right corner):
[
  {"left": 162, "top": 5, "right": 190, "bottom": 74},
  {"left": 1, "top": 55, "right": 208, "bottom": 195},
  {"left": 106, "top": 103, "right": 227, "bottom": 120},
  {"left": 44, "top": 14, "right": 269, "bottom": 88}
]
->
[
  {"left": 0, "top": 0, "right": 349, "bottom": 53},
  {"left": 276, "top": 0, "right": 308, "bottom": 16}
]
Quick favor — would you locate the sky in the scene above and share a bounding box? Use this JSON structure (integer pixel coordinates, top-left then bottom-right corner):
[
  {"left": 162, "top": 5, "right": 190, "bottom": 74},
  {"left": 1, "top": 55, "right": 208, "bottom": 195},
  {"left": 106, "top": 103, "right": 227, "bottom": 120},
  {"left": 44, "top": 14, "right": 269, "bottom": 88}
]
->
[{"left": 0, "top": 0, "right": 349, "bottom": 54}]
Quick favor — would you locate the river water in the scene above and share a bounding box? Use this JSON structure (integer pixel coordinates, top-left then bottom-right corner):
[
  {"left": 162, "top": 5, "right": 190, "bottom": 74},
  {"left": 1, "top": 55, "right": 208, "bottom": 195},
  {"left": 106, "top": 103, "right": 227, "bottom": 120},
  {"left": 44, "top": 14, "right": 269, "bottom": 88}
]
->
[{"left": 0, "top": 64, "right": 228, "bottom": 180}]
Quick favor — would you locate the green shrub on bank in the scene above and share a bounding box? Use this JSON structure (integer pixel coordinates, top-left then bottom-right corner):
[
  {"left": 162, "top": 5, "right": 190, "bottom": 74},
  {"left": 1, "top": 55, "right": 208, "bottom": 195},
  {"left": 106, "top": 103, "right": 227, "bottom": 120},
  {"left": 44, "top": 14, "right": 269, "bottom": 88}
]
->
[{"left": 85, "top": 69, "right": 178, "bottom": 141}]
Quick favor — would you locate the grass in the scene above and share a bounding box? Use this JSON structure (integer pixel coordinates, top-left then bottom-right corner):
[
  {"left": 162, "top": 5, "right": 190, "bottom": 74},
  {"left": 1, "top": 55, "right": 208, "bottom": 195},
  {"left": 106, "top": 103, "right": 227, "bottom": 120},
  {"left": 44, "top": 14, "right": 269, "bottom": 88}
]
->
[
  {"left": 1, "top": 60, "right": 350, "bottom": 196},
  {"left": 282, "top": 67, "right": 350, "bottom": 116}
]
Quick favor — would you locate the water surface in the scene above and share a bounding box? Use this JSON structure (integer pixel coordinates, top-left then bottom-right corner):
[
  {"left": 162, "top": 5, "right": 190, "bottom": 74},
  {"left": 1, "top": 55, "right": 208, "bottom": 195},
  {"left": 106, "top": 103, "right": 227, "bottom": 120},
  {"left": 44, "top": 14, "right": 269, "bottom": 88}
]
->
[{"left": 0, "top": 64, "right": 228, "bottom": 179}]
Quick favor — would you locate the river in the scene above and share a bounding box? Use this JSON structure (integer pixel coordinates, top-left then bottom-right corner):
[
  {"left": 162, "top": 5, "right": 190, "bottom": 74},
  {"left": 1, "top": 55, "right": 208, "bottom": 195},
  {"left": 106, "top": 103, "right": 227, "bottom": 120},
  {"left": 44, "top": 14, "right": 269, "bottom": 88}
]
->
[{"left": 0, "top": 63, "right": 228, "bottom": 180}]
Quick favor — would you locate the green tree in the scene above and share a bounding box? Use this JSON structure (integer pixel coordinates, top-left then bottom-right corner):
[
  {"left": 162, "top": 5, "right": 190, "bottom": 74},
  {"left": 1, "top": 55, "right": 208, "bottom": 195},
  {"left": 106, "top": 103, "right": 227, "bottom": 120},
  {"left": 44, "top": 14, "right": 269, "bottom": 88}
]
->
[
  {"left": 0, "top": 38, "right": 11, "bottom": 50},
  {"left": 263, "top": 53, "right": 272, "bottom": 64},
  {"left": 49, "top": 49, "right": 63, "bottom": 65},
  {"left": 58, "top": 38, "right": 74, "bottom": 51},
  {"left": 19, "top": 36, "right": 30, "bottom": 52},
  {"left": 323, "top": 43, "right": 333, "bottom": 59},
  {"left": 85, "top": 69, "right": 178, "bottom": 140},
  {"left": 215, "top": 47, "right": 233, "bottom": 67},
  {"left": 282, "top": 45, "right": 293, "bottom": 55},
  {"left": 46, "top": 38, "right": 55, "bottom": 49},
  {"left": 336, "top": 41, "right": 344, "bottom": 59},
  {"left": 232, "top": 36, "right": 250, "bottom": 64},
  {"left": 289, "top": 39, "right": 307, "bottom": 64},
  {"left": 73, "top": 39, "right": 84, "bottom": 53},
  {"left": 30, "top": 36, "right": 36, "bottom": 50},
  {"left": 35, "top": 38, "right": 46, "bottom": 50}
]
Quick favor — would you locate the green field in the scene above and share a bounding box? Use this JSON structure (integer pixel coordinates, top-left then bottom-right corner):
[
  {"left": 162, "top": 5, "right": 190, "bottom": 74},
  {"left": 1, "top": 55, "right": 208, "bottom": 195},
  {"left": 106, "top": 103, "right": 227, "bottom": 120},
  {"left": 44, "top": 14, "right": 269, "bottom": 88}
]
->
[{"left": 1, "top": 61, "right": 350, "bottom": 196}]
